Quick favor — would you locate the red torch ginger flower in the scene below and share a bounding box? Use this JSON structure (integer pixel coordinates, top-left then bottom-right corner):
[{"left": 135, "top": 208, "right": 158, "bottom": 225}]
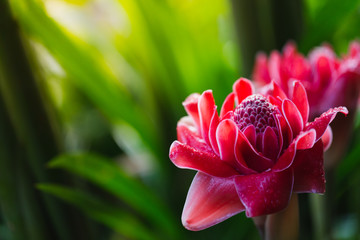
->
[
  {"left": 253, "top": 41, "right": 360, "bottom": 167},
  {"left": 253, "top": 41, "right": 360, "bottom": 119},
  {"left": 169, "top": 78, "right": 347, "bottom": 231}
]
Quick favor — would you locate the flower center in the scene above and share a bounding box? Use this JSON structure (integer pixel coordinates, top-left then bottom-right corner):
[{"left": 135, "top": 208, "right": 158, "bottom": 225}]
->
[{"left": 234, "top": 94, "right": 277, "bottom": 133}]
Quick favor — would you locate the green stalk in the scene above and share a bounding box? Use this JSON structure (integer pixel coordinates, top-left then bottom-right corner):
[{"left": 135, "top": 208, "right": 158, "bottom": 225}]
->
[{"left": 309, "top": 194, "right": 327, "bottom": 240}]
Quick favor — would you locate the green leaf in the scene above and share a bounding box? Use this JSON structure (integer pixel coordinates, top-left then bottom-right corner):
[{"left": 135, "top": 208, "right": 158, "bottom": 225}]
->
[
  {"left": 37, "top": 183, "right": 157, "bottom": 240},
  {"left": 8, "top": 0, "right": 164, "bottom": 166},
  {"left": 48, "top": 153, "right": 181, "bottom": 239},
  {"left": 301, "top": 0, "right": 360, "bottom": 52}
]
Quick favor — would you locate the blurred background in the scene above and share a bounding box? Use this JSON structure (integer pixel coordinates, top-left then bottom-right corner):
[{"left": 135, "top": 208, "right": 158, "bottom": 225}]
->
[{"left": 1, "top": 0, "right": 360, "bottom": 239}]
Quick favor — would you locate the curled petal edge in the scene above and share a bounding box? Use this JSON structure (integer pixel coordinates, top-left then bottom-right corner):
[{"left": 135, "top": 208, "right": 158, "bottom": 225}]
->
[{"left": 305, "top": 106, "right": 348, "bottom": 142}]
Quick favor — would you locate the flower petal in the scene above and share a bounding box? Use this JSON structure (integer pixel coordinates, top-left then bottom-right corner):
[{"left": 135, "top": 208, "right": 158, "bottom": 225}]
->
[
  {"left": 182, "top": 172, "right": 245, "bottom": 231},
  {"left": 262, "top": 126, "right": 280, "bottom": 161},
  {"left": 291, "top": 81, "right": 309, "bottom": 124},
  {"left": 310, "top": 47, "right": 335, "bottom": 94},
  {"left": 296, "top": 129, "right": 316, "bottom": 150},
  {"left": 282, "top": 99, "right": 304, "bottom": 137},
  {"left": 177, "top": 117, "right": 213, "bottom": 153},
  {"left": 268, "top": 95, "right": 282, "bottom": 109},
  {"left": 233, "top": 78, "right": 254, "bottom": 104},
  {"left": 220, "top": 93, "right": 235, "bottom": 118},
  {"left": 198, "top": 90, "right": 216, "bottom": 145},
  {"left": 305, "top": 107, "right": 348, "bottom": 141},
  {"left": 253, "top": 52, "right": 271, "bottom": 84},
  {"left": 350, "top": 41, "right": 360, "bottom": 57},
  {"left": 235, "top": 130, "right": 273, "bottom": 173},
  {"left": 277, "top": 114, "right": 292, "bottom": 149},
  {"left": 273, "top": 130, "right": 317, "bottom": 172},
  {"left": 183, "top": 93, "right": 201, "bottom": 129},
  {"left": 234, "top": 168, "right": 294, "bottom": 217},
  {"left": 216, "top": 119, "right": 238, "bottom": 165},
  {"left": 209, "top": 107, "right": 220, "bottom": 155},
  {"left": 169, "top": 141, "right": 239, "bottom": 178},
  {"left": 242, "top": 125, "right": 256, "bottom": 146},
  {"left": 268, "top": 51, "right": 282, "bottom": 84},
  {"left": 272, "top": 81, "right": 287, "bottom": 100},
  {"left": 322, "top": 126, "right": 333, "bottom": 151},
  {"left": 292, "top": 140, "right": 325, "bottom": 193}
]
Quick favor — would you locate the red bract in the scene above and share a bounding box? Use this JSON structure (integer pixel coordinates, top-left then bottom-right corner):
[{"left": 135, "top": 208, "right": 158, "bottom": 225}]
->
[
  {"left": 253, "top": 41, "right": 360, "bottom": 167},
  {"left": 169, "top": 78, "right": 347, "bottom": 231},
  {"left": 253, "top": 41, "right": 360, "bottom": 118}
]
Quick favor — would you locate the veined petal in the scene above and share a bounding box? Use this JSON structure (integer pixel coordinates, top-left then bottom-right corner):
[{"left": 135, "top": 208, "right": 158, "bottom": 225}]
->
[
  {"left": 220, "top": 93, "right": 235, "bottom": 118},
  {"left": 233, "top": 78, "right": 254, "bottom": 105},
  {"left": 198, "top": 90, "right": 216, "bottom": 145},
  {"left": 273, "top": 130, "right": 317, "bottom": 172},
  {"left": 177, "top": 117, "right": 212, "bottom": 153},
  {"left": 292, "top": 81, "right": 309, "bottom": 124},
  {"left": 216, "top": 119, "right": 238, "bottom": 165},
  {"left": 169, "top": 141, "right": 239, "bottom": 178},
  {"left": 322, "top": 126, "right": 333, "bottom": 151},
  {"left": 235, "top": 130, "right": 273, "bottom": 173},
  {"left": 293, "top": 140, "right": 325, "bottom": 193},
  {"left": 282, "top": 99, "right": 304, "bottom": 137},
  {"left": 235, "top": 168, "right": 294, "bottom": 217},
  {"left": 183, "top": 93, "right": 201, "bottom": 129},
  {"left": 305, "top": 107, "right": 348, "bottom": 141},
  {"left": 182, "top": 172, "right": 245, "bottom": 231}
]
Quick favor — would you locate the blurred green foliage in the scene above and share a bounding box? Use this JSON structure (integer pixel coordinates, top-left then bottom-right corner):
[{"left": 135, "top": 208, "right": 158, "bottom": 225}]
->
[{"left": 0, "top": 0, "right": 360, "bottom": 239}]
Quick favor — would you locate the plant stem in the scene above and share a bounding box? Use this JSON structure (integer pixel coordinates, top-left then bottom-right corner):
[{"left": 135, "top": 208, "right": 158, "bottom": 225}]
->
[
  {"left": 265, "top": 194, "right": 299, "bottom": 240},
  {"left": 309, "top": 194, "right": 327, "bottom": 240},
  {"left": 252, "top": 216, "right": 267, "bottom": 239}
]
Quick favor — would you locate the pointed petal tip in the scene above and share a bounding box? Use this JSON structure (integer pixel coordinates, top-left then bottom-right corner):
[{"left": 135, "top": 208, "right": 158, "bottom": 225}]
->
[
  {"left": 306, "top": 106, "right": 349, "bottom": 143},
  {"left": 181, "top": 173, "right": 245, "bottom": 231},
  {"left": 233, "top": 78, "right": 254, "bottom": 104},
  {"left": 291, "top": 80, "right": 309, "bottom": 124},
  {"left": 182, "top": 217, "right": 202, "bottom": 231},
  {"left": 341, "top": 106, "right": 349, "bottom": 115},
  {"left": 169, "top": 141, "right": 180, "bottom": 159},
  {"left": 182, "top": 93, "right": 200, "bottom": 106},
  {"left": 220, "top": 92, "right": 235, "bottom": 118}
]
